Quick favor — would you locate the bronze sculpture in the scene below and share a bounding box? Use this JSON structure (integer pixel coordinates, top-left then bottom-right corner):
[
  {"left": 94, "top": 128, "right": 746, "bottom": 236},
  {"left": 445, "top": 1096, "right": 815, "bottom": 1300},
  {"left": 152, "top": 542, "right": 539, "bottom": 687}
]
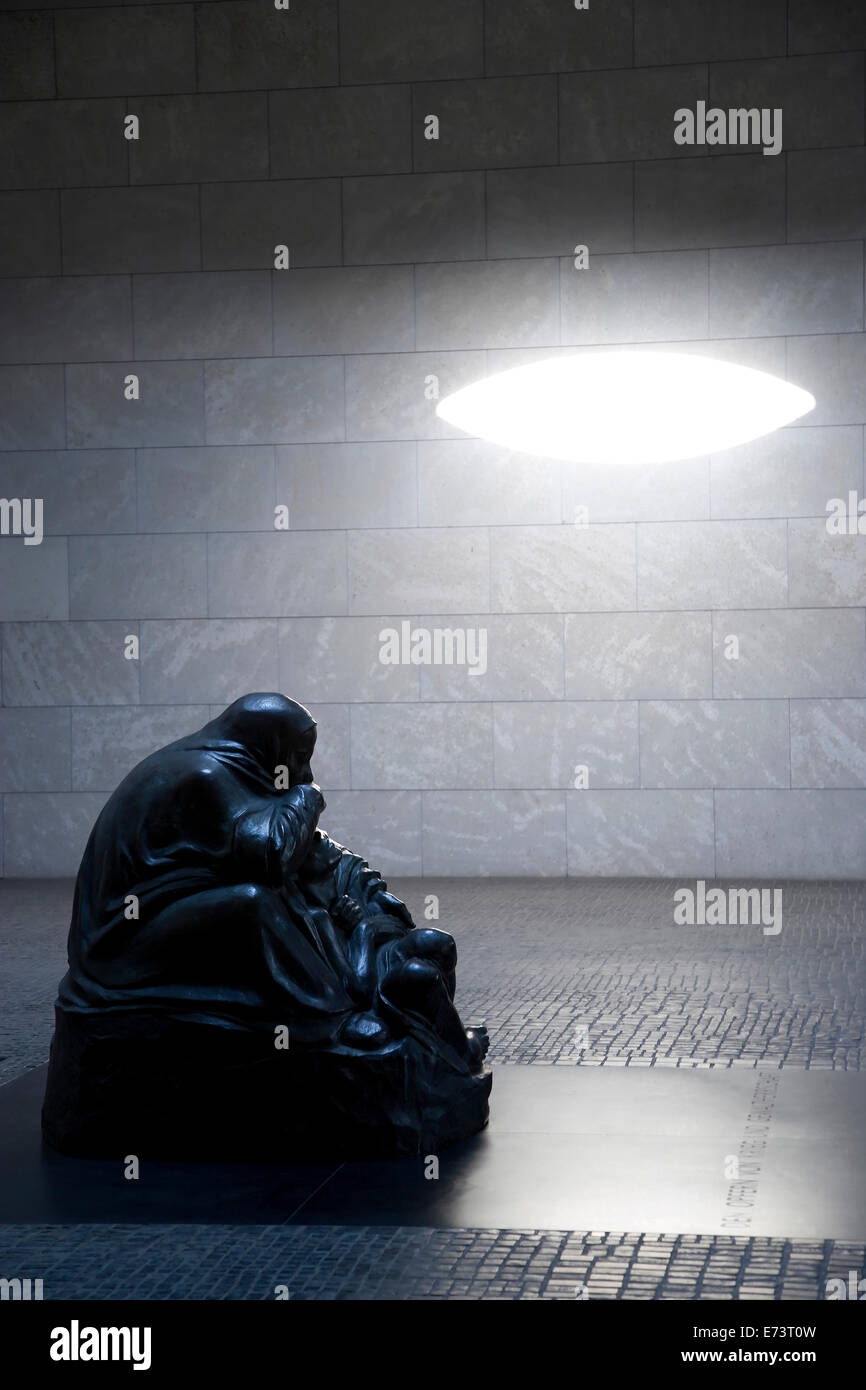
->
[{"left": 42, "top": 693, "right": 491, "bottom": 1159}]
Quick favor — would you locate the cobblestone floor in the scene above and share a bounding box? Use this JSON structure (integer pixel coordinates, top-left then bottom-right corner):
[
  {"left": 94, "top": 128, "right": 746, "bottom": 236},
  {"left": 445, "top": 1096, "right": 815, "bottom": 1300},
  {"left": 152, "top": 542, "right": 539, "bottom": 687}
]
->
[
  {"left": 0, "top": 1224, "right": 863, "bottom": 1301},
  {"left": 399, "top": 878, "right": 865, "bottom": 1071},
  {"left": 1, "top": 878, "right": 863, "bottom": 1084},
  {"left": 1, "top": 877, "right": 863, "bottom": 1299}
]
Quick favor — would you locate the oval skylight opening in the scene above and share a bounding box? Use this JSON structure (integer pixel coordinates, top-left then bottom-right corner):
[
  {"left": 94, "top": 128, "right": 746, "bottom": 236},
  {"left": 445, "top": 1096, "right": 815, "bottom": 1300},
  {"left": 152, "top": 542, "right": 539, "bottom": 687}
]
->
[{"left": 435, "top": 351, "right": 816, "bottom": 464}]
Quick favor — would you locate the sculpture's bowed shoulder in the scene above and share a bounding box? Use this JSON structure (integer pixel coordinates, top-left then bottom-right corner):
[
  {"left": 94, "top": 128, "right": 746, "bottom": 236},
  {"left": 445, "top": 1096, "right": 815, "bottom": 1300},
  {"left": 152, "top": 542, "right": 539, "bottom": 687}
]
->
[{"left": 43, "top": 694, "right": 491, "bottom": 1158}]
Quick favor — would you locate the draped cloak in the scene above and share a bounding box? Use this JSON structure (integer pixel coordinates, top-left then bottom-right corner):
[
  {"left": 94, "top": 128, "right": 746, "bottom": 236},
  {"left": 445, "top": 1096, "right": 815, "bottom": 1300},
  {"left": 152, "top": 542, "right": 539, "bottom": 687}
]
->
[{"left": 56, "top": 702, "right": 420, "bottom": 1050}]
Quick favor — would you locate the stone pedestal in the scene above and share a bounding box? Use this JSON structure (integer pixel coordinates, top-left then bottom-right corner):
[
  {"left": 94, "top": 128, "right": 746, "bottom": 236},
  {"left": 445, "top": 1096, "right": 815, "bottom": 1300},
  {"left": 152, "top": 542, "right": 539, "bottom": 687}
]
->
[{"left": 42, "top": 1006, "right": 492, "bottom": 1161}]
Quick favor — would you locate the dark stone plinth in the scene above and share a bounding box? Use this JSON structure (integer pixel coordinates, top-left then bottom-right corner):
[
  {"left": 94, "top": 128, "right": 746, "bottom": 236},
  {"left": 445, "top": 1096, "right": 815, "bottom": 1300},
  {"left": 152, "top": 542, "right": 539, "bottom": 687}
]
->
[{"left": 42, "top": 1006, "right": 492, "bottom": 1162}]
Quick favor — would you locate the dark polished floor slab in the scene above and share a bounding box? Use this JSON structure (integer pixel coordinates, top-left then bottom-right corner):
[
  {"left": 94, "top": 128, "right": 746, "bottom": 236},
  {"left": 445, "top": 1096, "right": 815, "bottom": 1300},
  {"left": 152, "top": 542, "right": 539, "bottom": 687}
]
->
[
  {"left": 2, "top": 1063, "right": 863, "bottom": 1237},
  {"left": 294, "top": 1067, "right": 866, "bottom": 1238},
  {"left": 0, "top": 1066, "right": 341, "bottom": 1225}
]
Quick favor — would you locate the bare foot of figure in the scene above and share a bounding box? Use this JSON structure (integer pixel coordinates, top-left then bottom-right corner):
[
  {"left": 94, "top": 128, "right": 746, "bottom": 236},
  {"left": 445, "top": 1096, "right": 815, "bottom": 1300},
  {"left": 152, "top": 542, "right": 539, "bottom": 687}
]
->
[
  {"left": 339, "top": 1011, "right": 391, "bottom": 1050},
  {"left": 465, "top": 1024, "right": 489, "bottom": 1070}
]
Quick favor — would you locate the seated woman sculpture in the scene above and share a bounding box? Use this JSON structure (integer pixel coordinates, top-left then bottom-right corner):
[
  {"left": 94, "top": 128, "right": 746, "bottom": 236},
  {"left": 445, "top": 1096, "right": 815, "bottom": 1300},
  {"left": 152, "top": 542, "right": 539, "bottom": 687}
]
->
[{"left": 42, "top": 693, "right": 491, "bottom": 1159}]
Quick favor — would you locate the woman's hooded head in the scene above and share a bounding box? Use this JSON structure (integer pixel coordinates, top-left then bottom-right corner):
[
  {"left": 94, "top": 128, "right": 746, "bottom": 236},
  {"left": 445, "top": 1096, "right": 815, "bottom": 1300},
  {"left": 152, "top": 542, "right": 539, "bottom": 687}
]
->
[{"left": 189, "top": 694, "right": 317, "bottom": 789}]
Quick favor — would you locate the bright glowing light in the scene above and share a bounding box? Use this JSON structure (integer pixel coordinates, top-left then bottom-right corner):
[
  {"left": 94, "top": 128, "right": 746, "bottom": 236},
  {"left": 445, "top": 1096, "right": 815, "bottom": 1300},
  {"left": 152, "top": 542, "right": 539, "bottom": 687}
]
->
[{"left": 435, "top": 352, "right": 815, "bottom": 464}]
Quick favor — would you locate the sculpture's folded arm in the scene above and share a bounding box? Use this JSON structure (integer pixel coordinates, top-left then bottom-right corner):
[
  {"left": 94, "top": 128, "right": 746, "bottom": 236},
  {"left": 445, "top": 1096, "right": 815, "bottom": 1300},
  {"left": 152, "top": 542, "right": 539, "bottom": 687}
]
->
[{"left": 232, "top": 783, "right": 325, "bottom": 885}]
